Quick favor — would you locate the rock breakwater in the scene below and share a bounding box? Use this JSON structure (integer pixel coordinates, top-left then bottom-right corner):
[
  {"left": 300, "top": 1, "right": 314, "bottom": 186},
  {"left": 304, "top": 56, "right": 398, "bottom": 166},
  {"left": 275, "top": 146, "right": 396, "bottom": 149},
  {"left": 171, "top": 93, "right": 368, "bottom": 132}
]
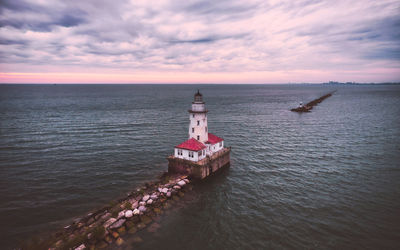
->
[
  {"left": 291, "top": 91, "right": 336, "bottom": 112},
  {"left": 22, "top": 174, "right": 192, "bottom": 249}
]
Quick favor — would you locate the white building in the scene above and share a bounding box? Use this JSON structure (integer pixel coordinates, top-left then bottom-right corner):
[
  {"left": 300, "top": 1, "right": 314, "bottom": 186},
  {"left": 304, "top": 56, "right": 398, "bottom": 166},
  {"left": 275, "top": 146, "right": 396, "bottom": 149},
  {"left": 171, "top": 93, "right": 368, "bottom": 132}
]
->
[{"left": 174, "top": 91, "right": 225, "bottom": 162}]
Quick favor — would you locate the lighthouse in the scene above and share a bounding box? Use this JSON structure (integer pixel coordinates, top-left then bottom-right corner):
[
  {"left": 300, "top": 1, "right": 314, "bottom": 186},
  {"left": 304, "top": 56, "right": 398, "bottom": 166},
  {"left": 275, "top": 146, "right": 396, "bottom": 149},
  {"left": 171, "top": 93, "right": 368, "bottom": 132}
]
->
[
  {"left": 168, "top": 91, "right": 231, "bottom": 179},
  {"left": 188, "top": 90, "right": 208, "bottom": 143}
]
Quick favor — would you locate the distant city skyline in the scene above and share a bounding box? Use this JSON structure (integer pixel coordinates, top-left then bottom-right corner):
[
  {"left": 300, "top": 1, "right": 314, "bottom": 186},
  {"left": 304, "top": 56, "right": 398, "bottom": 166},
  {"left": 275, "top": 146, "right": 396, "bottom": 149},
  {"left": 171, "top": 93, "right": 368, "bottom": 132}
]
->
[{"left": 1, "top": 0, "right": 399, "bottom": 83}]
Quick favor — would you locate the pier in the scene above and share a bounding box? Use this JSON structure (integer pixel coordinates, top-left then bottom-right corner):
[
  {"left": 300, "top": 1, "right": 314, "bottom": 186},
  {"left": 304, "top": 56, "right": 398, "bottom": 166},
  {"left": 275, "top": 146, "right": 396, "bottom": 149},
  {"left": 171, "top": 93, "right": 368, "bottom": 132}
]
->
[
  {"left": 291, "top": 91, "right": 336, "bottom": 112},
  {"left": 22, "top": 174, "right": 194, "bottom": 249}
]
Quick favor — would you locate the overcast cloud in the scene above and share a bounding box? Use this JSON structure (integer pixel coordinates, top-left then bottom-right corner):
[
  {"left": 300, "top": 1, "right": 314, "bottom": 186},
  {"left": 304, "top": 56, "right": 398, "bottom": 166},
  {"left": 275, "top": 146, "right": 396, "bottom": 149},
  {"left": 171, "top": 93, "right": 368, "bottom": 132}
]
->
[{"left": 0, "top": 0, "right": 399, "bottom": 83}]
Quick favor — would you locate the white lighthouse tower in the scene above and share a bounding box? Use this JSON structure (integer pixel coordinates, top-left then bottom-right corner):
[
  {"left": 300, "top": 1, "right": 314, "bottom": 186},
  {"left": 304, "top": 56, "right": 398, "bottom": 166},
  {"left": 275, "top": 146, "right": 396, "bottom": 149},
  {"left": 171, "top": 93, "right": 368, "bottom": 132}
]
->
[
  {"left": 169, "top": 90, "right": 231, "bottom": 179},
  {"left": 188, "top": 90, "right": 208, "bottom": 143}
]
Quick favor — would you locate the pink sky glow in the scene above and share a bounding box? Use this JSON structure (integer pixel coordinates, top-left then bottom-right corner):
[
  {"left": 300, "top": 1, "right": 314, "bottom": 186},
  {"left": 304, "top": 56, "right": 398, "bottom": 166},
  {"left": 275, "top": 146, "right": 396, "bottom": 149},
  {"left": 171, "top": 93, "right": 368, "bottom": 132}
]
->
[{"left": 0, "top": 0, "right": 399, "bottom": 83}]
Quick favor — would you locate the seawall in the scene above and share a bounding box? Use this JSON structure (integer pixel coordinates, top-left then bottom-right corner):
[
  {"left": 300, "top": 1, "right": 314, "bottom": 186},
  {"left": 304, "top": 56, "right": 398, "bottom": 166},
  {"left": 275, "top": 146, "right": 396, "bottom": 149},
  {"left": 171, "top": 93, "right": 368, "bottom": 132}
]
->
[
  {"left": 167, "top": 147, "right": 231, "bottom": 179},
  {"left": 22, "top": 174, "right": 194, "bottom": 249},
  {"left": 291, "top": 91, "right": 336, "bottom": 112}
]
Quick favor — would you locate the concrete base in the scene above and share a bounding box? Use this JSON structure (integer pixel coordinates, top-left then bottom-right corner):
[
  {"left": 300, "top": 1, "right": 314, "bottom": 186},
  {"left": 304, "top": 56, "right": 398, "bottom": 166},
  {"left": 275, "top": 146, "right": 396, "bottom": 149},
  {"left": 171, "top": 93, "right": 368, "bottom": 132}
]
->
[{"left": 167, "top": 147, "right": 231, "bottom": 179}]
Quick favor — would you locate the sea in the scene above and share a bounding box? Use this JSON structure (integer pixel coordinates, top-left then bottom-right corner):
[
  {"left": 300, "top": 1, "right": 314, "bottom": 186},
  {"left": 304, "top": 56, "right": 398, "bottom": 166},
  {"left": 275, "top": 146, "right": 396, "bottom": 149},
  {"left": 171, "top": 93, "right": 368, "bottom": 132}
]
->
[{"left": 0, "top": 84, "right": 399, "bottom": 249}]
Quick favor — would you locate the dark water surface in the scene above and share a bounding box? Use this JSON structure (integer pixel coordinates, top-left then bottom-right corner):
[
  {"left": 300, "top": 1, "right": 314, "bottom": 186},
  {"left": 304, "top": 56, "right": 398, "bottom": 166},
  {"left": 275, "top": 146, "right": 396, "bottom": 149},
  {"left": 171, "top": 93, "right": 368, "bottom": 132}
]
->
[{"left": 1, "top": 84, "right": 400, "bottom": 249}]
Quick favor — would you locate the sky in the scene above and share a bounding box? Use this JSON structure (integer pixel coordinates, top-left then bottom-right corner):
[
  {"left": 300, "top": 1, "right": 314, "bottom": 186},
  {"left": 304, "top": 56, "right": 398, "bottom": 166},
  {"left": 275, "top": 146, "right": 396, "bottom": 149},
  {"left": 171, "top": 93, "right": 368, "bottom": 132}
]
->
[{"left": 0, "top": 0, "right": 399, "bottom": 84}]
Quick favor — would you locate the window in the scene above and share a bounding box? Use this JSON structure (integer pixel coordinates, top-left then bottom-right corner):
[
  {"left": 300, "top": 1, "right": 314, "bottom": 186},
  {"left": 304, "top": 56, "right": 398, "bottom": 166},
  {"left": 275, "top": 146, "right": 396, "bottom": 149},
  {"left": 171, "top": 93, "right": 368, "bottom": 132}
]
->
[
  {"left": 197, "top": 135, "right": 200, "bottom": 140},
  {"left": 192, "top": 127, "right": 194, "bottom": 133},
  {"left": 189, "top": 151, "right": 194, "bottom": 158},
  {"left": 197, "top": 120, "right": 200, "bottom": 126},
  {"left": 199, "top": 150, "right": 202, "bottom": 156},
  {"left": 177, "top": 149, "right": 183, "bottom": 156},
  {"left": 219, "top": 142, "right": 222, "bottom": 147}
]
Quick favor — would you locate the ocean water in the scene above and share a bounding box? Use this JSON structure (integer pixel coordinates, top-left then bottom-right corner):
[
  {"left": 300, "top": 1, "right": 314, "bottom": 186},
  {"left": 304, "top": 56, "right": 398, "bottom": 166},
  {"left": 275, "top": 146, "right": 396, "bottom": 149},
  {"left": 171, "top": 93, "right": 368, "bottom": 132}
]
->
[{"left": 0, "top": 84, "right": 399, "bottom": 249}]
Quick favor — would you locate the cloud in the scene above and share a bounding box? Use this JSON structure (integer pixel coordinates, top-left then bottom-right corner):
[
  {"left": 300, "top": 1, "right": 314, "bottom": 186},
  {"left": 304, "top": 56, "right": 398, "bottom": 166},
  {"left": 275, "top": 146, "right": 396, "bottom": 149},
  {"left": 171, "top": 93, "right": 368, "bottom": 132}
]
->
[
  {"left": 0, "top": 0, "right": 88, "bottom": 32},
  {"left": 0, "top": 0, "right": 399, "bottom": 83}
]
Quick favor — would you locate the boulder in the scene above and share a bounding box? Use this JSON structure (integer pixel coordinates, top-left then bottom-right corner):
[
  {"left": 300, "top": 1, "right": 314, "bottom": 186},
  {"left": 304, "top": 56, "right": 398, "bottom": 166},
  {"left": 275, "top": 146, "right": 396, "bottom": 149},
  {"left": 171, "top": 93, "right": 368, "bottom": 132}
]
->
[
  {"left": 138, "top": 206, "right": 147, "bottom": 212},
  {"left": 103, "top": 218, "right": 117, "bottom": 228},
  {"left": 116, "top": 237, "right": 124, "bottom": 246},
  {"left": 112, "top": 231, "right": 119, "bottom": 239},
  {"left": 183, "top": 178, "right": 190, "bottom": 184},
  {"left": 87, "top": 217, "right": 94, "bottom": 225},
  {"left": 147, "top": 222, "right": 161, "bottom": 233},
  {"left": 128, "top": 227, "right": 137, "bottom": 234},
  {"left": 136, "top": 222, "right": 146, "bottom": 230},
  {"left": 117, "top": 211, "right": 125, "bottom": 219},
  {"left": 140, "top": 215, "right": 152, "bottom": 224},
  {"left": 142, "top": 195, "right": 150, "bottom": 202},
  {"left": 117, "top": 226, "right": 126, "bottom": 235},
  {"left": 55, "top": 240, "right": 63, "bottom": 247},
  {"left": 74, "top": 244, "right": 85, "bottom": 250},
  {"left": 125, "top": 210, "right": 133, "bottom": 218},
  {"left": 158, "top": 187, "right": 163, "bottom": 192},
  {"left": 109, "top": 219, "right": 126, "bottom": 229},
  {"left": 166, "top": 192, "right": 171, "bottom": 197},
  {"left": 100, "top": 212, "right": 111, "bottom": 221},
  {"left": 105, "top": 235, "right": 113, "bottom": 244},
  {"left": 161, "top": 188, "right": 168, "bottom": 194},
  {"left": 177, "top": 180, "right": 186, "bottom": 187},
  {"left": 125, "top": 221, "right": 135, "bottom": 229},
  {"left": 132, "top": 236, "right": 143, "bottom": 243},
  {"left": 173, "top": 185, "right": 181, "bottom": 190},
  {"left": 147, "top": 199, "right": 153, "bottom": 205},
  {"left": 133, "top": 209, "right": 140, "bottom": 215},
  {"left": 131, "top": 201, "right": 139, "bottom": 209},
  {"left": 139, "top": 201, "right": 146, "bottom": 206},
  {"left": 150, "top": 194, "right": 158, "bottom": 200}
]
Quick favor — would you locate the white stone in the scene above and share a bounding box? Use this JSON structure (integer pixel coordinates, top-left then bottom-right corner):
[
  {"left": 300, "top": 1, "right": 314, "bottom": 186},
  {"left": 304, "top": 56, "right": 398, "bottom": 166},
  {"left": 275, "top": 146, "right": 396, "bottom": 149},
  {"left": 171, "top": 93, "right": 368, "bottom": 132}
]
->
[
  {"left": 117, "top": 211, "right": 125, "bottom": 219},
  {"left": 139, "top": 201, "right": 146, "bottom": 206},
  {"left": 166, "top": 192, "right": 171, "bottom": 197},
  {"left": 138, "top": 206, "right": 147, "bottom": 212},
  {"left": 131, "top": 201, "right": 138, "bottom": 209},
  {"left": 162, "top": 188, "right": 168, "bottom": 193},
  {"left": 173, "top": 185, "right": 181, "bottom": 190},
  {"left": 150, "top": 194, "right": 158, "bottom": 200},
  {"left": 133, "top": 209, "right": 140, "bottom": 215},
  {"left": 104, "top": 218, "right": 117, "bottom": 228},
  {"left": 109, "top": 219, "right": 126, "bottom": 229},
  {"left": 183, "top": 178, "right": 190, "bottom": 184},
  {"left": 158, "top": 187, "right": 163, "bottom": 192},
  {"left": 147, "top": 199, "right": 153, "bottom": 205},
  {"left": 74, "top": 244, "right": 85, "bottom": 250},
  {"left": 177, "top": 180, "right": 186, "bottom": 187},
  {"left": 125, "top": 210, "right": 133, "bottom": 218},
  {"left": 142, "top": 195, "right": 150, "bottom": 202},
  {"left": 100, "top": 212, "right": 111, "bottom": 220}
]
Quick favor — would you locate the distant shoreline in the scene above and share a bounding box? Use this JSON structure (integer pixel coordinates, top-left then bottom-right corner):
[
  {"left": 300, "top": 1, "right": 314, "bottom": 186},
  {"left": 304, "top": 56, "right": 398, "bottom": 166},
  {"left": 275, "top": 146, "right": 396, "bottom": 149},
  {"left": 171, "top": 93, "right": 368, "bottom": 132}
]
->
[
  {"left": 0, "top": 82, "right": 399, "bottom": 85},
  {"left": 322, "top": 81, "right": 400, "bottom": 85}
]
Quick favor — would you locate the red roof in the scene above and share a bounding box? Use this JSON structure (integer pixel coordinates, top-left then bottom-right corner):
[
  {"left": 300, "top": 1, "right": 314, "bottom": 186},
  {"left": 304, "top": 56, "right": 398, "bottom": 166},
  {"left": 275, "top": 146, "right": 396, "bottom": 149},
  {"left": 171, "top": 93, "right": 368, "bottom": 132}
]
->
[
  {"left": 175, "top": 138, "right": 206, "bottom": 151},
  {"left": 206, "top": 133, "right": 223, "bottom": 144}
]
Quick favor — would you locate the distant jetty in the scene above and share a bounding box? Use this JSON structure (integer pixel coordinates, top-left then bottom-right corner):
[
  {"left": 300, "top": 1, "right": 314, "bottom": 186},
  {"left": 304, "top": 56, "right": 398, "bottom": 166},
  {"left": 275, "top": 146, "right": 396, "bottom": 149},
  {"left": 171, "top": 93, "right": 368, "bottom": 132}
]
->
[{"left": 291, "top": 91, "right": 336, "bottom": 112}]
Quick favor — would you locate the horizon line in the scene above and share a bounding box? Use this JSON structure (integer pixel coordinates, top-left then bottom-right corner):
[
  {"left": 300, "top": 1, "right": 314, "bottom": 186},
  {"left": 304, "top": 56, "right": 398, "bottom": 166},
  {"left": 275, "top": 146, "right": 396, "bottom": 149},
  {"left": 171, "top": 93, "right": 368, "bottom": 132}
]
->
[{"left": 1, "top": 82, "right": 400, "bottom": 85}]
